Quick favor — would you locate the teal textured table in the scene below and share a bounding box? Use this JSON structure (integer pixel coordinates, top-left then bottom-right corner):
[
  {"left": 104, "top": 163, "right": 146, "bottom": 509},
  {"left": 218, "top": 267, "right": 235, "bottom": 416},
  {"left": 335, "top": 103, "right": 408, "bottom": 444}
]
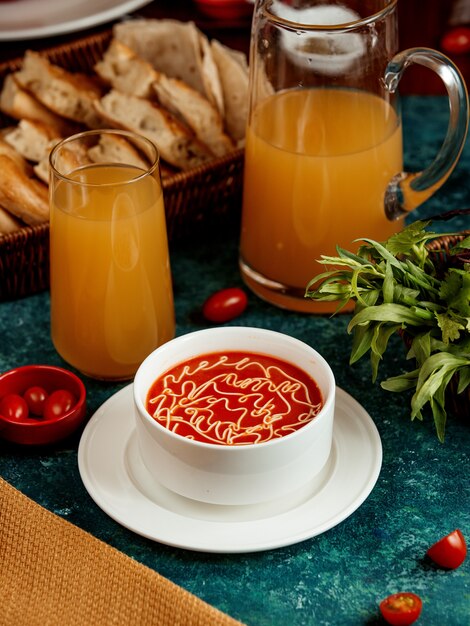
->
[{"left": 1, "top": 97, "right": 469, "bottom": 625}]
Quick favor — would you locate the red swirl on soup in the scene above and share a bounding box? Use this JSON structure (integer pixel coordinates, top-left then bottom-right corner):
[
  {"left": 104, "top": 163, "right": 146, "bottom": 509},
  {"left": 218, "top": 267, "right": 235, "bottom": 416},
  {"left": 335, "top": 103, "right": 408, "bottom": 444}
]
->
[{"left": 146, "top": 351, "right": 323, "bottom": 446}]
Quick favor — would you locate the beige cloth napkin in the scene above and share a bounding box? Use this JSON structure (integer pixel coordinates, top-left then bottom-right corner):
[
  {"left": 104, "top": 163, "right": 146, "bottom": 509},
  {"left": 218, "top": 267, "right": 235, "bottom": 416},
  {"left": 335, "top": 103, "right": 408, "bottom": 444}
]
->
[{"left": 0, "top": 478, "right": 245, "bottom": 626}]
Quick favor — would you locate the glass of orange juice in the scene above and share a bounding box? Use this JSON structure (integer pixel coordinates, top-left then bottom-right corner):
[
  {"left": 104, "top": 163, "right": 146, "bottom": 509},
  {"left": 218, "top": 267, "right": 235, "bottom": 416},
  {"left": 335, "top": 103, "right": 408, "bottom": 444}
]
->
[
  {"left": 49, "top": 129, "right": 175, "bottom": 380},
  {"left": 240, "top": 0, "right": 468, "bottom": 313}
]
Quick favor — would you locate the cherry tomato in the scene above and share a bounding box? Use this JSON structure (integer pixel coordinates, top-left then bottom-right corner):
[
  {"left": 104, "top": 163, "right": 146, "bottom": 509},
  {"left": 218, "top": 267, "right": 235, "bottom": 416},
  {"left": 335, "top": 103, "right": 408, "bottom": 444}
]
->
[
  {"left": 202, "top": 287, "right": 248, "bottom": 323},
  {"left": 379, "top": 592, "right": 422, "bottom": 626},
  {"left": 441, "top": 27, "right": 470, "bottom": 55},
  {"left": 426, "top": 529, "right": 467, "bottom": 569},
  {"left": 43, "top": 389, "right": 76, "bottom": 420},
  {"left": 0, "top": 393, "right": 29, "bottom": 421},
  {"left": 23, "top": 386, "right": 49, "bottom": 416}
]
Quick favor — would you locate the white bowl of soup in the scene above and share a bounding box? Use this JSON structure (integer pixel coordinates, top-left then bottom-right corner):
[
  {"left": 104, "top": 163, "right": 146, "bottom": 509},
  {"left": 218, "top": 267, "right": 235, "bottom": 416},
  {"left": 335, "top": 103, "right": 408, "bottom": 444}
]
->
[{"left": 133, "top": 327, "right": 335, "bottom": 505}]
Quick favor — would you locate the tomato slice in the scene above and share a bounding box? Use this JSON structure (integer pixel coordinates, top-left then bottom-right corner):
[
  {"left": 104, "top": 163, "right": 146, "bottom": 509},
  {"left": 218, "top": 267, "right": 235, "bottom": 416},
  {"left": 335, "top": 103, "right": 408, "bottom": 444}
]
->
[
  {"left": 426, "top": 529, "right": 467, "bottom": 569},
  {"left": 379, "top": 592, "right": 422, "bottom": 626}
]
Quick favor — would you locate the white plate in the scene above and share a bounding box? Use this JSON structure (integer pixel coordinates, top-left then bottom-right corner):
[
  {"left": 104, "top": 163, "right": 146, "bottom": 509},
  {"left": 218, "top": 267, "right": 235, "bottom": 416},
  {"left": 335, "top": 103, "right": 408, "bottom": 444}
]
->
[
  {"left": 78, "top": 385, "right": 382, "bottom": 553},
  {"left": 0, "top": 0, "right": 153, "bottom": 41}
]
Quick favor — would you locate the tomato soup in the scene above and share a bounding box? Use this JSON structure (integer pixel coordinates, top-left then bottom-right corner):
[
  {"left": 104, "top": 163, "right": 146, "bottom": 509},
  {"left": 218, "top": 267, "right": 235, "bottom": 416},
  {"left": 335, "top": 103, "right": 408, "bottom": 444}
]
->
[{"left": 146, "top": 351, "right": 323, "bottom": 446}]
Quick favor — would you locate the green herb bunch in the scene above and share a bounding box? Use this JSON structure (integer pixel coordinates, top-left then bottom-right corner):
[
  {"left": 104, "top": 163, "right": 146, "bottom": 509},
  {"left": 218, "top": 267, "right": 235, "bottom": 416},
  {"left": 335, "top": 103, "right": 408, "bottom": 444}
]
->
[{"left": 305, "top": 220, "right": 470, "bottom": 441}]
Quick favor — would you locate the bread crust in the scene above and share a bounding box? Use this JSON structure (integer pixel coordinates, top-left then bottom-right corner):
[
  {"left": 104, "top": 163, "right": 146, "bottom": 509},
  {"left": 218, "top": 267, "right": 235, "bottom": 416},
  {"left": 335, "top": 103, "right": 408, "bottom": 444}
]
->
[
  {"left": 0, "top": 205, "right": 23, "bottom": 234},
  {"left": 0, "top": 154, "right": 49, "bottom": 225},
  {"left": 0, "top": 137, "right": 33, "bottom": 175}
]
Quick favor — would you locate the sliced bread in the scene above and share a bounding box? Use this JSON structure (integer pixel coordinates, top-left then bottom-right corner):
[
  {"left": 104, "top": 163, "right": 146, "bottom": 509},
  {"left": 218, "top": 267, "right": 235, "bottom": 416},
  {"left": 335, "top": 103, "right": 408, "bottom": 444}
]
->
[
  {"left": 0, "top": 137, "right": 34, "bottom": 175},
  {"left": 113, "top": 19, "right": 223, "bottom": 112},
  {"left": 94, "top": 90, "right": 212, "bottom": 170},
  {"left": 0, "top": 205, "right": 24, "bottom": 234},
  {"left": 94, "top": 39, "right": 159, "bottom": 99},
  {"left": 87, "top": 132, "right": 149, "bottom": 170},
  {"left": 0, "top": 154, "right": 49, "bottom": 225},
  {"left": 14, "top": 51, "right": 104, "bottom": 129},
  {"left": 153, "top": 74, "right": 233, "bottom": 157},
  {"left": 0, "top": 74, "right": 78, "bottom": 136},
  {"left": 3, "top": 119, "right": 62, "bottom": 163},
  {"left": 211, "top": 40, "right": 249, "bottom": 143}
]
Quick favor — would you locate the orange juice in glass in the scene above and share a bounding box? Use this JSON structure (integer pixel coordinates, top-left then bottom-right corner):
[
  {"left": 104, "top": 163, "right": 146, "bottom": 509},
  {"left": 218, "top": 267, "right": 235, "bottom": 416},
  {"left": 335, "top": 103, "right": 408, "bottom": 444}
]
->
[
  {"left": 49, "top": 130, "right": 175, "bottom": 380},
  {"left": 240, "top": 1, "right": 468, "bottom": 313},
  {"left": 241, "top": 88, "right": 404, "bottom": 312}
]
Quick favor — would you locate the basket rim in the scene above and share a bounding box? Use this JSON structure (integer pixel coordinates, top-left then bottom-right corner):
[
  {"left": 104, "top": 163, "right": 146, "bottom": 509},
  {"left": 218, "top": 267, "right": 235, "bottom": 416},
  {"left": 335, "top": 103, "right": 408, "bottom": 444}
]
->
[
  {"left": 425, "top": 230, "right": 470, "bottom": 251},
  {"left": 0, "top": 29, "right": 112, "bottom": 74}
]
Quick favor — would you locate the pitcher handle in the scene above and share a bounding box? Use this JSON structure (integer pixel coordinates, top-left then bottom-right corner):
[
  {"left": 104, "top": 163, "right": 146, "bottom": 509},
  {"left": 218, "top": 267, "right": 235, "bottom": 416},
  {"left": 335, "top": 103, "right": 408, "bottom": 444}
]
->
[{"left": 384, "top": 47, "right": 469, "bottom": 221}]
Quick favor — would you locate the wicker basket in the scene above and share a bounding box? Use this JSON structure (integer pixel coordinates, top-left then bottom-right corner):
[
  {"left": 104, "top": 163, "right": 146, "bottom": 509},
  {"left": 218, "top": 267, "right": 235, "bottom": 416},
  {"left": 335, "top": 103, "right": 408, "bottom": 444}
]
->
[{"left": 0, "top": 31, "right": 245, "bottom": 301}]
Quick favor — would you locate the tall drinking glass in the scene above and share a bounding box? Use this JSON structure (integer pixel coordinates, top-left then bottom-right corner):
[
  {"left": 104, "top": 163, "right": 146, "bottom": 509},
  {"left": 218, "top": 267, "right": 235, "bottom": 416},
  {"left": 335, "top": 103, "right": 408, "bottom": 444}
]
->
[
  {"left": 49, "top": 129, "right": 175, "bottom": 380},
  {"left": 239, "top": 0, "right": 468, "bottom": 313}
]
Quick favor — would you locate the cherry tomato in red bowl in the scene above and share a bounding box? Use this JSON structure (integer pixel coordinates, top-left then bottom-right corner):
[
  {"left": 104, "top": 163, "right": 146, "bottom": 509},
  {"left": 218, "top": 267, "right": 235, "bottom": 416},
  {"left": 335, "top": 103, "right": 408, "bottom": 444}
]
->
[
  {"left": 379, "top": 592, "right": 422, "bottom": 626},
  {"left": 426, "top": 529, "right": 467, "bottom": 569},
  {"left": 202, "top": 287, "right": 248, "bottom": 323},
  {"left": 0, "top": 365, "right": 86, "bottom": 445},
  {"left": 23, "top": 385, "right": 48, "bottom": 416},
  {"left": 0, "top": 393, "right": 29, "bottom": 421}
]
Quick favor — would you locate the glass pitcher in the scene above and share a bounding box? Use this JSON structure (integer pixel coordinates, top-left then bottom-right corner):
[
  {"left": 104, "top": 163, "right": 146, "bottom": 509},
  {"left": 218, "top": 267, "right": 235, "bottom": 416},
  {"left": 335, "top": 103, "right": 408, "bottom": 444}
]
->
[{"left": 239, "top": 0, "right": 468, "bottom": 313}]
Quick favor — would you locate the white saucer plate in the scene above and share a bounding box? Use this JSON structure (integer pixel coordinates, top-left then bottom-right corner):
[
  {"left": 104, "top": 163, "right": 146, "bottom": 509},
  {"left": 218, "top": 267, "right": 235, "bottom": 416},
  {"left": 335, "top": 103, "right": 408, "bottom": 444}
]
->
[
  {"left": 0, "top": 0, "right": 153, "bottom": 41},
  {"left": 78, "top": 385, "right": 382, "bottom": 553}
]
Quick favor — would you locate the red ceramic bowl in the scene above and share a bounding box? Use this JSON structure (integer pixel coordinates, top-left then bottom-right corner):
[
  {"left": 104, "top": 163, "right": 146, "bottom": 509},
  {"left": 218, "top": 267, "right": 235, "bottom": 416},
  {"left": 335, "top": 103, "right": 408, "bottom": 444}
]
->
[
  {"left": 0, "top": 365, "right": 87, "bottom": 445},
  {"left": 194, "top": 0, "right": 253, "bottom": 20}
]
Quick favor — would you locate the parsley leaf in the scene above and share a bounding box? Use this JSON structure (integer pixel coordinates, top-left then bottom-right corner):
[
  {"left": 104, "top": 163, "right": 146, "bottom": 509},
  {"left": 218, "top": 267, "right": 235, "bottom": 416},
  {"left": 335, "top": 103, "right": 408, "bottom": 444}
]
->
[{"left": 305, "top": 220, "right": 470, "bottom": 441}]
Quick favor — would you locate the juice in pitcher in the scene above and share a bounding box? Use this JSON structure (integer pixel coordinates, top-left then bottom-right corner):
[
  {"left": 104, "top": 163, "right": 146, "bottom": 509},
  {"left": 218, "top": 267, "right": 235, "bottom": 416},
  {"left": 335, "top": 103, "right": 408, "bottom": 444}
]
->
[
  {"left": 50, "top": 163, "right": 175, "bottom": 380},
  {"left": 240, "top": 88, "right": 404, "bottom": 312}
]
